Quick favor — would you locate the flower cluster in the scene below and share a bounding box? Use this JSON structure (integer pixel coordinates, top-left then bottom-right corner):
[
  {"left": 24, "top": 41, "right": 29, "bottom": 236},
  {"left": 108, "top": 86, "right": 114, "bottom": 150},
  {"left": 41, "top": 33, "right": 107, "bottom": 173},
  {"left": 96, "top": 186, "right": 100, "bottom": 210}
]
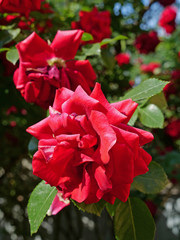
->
[
  {"left": 71, "top": 7, "right": 111, "bottom": 44},
  {"left": 115, "top": 53, "right": 130, "bottom": 66},
  {"left": 140, "top": 62, "right": 161, "bottom": 74},
  {"left": 13, "top": 30, "right": 96, "bottom": 109},
  {"left": 0, "top": 0, "right": 41, "bottom": 15},
  {"left": 27, "top": 83, "right": 154, "bottom": 206},
  {"left": 159, "top": 6, "right": 177, "bottom": 34},
  {"left": 135, "top": 31, "right": 160, "bottom": 54}
]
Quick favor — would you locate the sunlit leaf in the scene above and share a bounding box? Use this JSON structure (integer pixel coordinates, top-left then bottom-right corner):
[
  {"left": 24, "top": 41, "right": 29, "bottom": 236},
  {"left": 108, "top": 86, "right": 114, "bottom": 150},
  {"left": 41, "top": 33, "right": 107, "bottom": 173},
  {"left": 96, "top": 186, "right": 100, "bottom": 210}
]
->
[
  {"left": 133, "top": 161, "right": 168, "bottom": 194},
  {"left": 27, "top": 181, "right": 57, "bottom": 235},
  {"left": 114, "top": 197, "right": 155, "bottom": 240}
]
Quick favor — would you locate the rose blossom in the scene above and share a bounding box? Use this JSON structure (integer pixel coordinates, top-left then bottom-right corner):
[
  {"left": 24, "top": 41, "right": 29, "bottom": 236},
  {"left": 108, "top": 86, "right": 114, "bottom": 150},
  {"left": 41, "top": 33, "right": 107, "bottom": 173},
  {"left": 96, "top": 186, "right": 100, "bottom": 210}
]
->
[
  {"left": 140, "top": 62, "right": 161, "bottom": 74},
  {"left": 27, "top": 83, "right": 154, "bottom": 210},
  {"left": 13, "top": 30, "right": 96, "bottom": 109},
  {"left": 135, "top": 31, "right": 160, "bottom": 54},
  {"left": 0, "top": 0, "right": 41, "bottom": 15},
  {"left": 165, "top": 119, "right": 180, "bottom": 139},
  {"left": 158, "top": 6, "right": 177, "bottom": 34},
  {"left": 115, "top": 53, "right": 130, "bottom": 66},
  {"left": 158, "top": 0, "right": 175, "bottom": 6},
  {"left": 71, "top": 7, "right": 111, "bottom": 44}
]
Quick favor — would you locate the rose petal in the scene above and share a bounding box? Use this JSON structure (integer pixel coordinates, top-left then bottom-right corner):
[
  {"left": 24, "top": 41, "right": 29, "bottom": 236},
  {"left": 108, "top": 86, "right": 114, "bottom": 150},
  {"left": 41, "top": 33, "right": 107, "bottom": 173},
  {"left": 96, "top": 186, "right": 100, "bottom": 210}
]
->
[
  {"left": 16, "top": 32, "right": 53, "bottom": 67},
  {"left": 26, "top": 117, "right": 52, "bottom": 140},
  {"left": 51, "top": 30, "right": 83, "bottom": 60},
  {"left": 111, "top": 99, "right": 138, "bottom": 124},
  {"left": 89, "top": 110, "right": 116, "bottom": 164}
]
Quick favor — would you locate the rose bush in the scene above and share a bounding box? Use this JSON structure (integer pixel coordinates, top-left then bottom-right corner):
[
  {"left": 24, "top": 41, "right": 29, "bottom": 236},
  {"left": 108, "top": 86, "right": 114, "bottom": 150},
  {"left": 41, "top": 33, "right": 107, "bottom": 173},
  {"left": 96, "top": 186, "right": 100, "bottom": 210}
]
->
[
  {"left": 0, "top": 0, "right": 41, "bottom": 15},
  {"left": 13, "top": 30, "right": 96, "bottom": 109},
  {"left": 27, "top": 83, "right": 154, "bottom": 207},
  {"left": 158, "top": 6, "right": 177, "bottom": 34},
  {"left": 115, "top": 53, "right": 130, "bottom": 66},
  {"left": 71, "top": 7, "right": 111, "bottom": 44},
  {"left": 140, "top": 62, "right": 161, "bottom": 74},
  {"left": 134, "top": 31, "right": 160, "bottom": 54}
]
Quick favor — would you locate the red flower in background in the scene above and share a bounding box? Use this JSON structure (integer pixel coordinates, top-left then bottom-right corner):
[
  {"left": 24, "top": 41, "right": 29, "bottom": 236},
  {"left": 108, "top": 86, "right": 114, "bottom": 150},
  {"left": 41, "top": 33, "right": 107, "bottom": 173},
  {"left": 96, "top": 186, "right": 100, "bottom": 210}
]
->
[
  {"left": 140, "top": 62, "right": 161, "bottom": 74},
  {"left": 135, "top": 31, "right": 160, "bottom": 54},
  {"left": 71, "top": 7, "right": 111, "bottom": 44},
  {"left": 115, "top": 53, "right": 130, "bottom": 66},
  {"left": 27, "top": 83, "right": 153, "bottom": 208},
  {"left": 165, "top": 119, "right": 180, "bottom": 139},
  {"left": 158, "top": 0, "right": 175, "bottom": 6},
  {"left": 0, "top": 0, "right": 41, "bottom": 15},
  {"left": 163, "top": 69, "right": 180, "bottom": 98},
  {"left": 13, "top": 30, "right": 96, "bottom": 109},
  {"left": 159, "top": 6, "right": 177, "bottom": 34}
]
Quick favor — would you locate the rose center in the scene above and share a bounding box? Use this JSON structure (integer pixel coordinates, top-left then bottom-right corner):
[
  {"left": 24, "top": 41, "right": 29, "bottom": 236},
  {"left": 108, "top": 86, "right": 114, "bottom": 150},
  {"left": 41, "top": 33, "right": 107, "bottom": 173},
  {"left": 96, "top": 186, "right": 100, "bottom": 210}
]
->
[{"left": 47, "top": 57, "right": 66, "bottom": 68}]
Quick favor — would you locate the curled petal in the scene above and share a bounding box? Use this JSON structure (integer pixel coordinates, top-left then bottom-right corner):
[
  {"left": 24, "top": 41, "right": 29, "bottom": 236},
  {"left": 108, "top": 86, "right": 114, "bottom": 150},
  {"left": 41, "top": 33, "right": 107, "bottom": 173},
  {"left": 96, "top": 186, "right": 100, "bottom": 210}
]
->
[
  {"left": 66, "top": 60, "right": 96, "bottom": 88},
  {"left": 16, "top": 32, "right": 53, "bottom": 67},
  {"left": 111, "top": 99, "right": 138, "bottom": 124},
  {"left": 53, "top": 87, "right": 74, "bottom": 112},
  {"left": 26, "top": 117, "right": 52, "bottom": 140},
  {"left": 51, "top": 30, "right": 83, "bottom": 60},
  {"left": 91, "top": 83, "right": 127, "bottom": 124},
  {"left": 47, "top": 192, "right": 70, "bottom": 216},
  {"left": 89, "top": 110, "right": 116, "bottom": 164}
]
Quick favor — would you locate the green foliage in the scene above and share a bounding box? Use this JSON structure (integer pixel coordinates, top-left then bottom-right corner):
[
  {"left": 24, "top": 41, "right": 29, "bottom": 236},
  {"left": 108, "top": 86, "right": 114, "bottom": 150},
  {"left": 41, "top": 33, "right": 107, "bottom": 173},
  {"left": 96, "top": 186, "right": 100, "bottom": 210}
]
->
[
  {"left": 6, "top": 48, "right": 19, "bottom": 65},
  {"left": 128, "top": 109, "right": 138, "bottom": 126},
  {"left": 149, "top": 92, "right": 167, "bottom": 110},
  {"left": 138, "top": 104, "right": 164, "bottom": 129},
  {"left": 81, "top": 32, "right": 93, "bottom": 41},
  {"left": 133, "top": 161, "right": 168, "bottom": 194},
  {"left": 100, "top": 34, "right": 128, "bottom": 47},
  {"left": 106, "top": 198, "right": 121, "bottom": 217},
  {"left": 0, "top": 28, "right": 20, "bottom": 48},
  {"left": 114, "top": 197, "right": 155, "bottom": 240},
  {"left": 71, "top": 199, "right": 106, "bottom": 216},
  {"left": 28, "top": 137, "right": 38, "bottom": 157},
  {"left": 27, "top": 181, "right": 57, "bottom": 235},
  {"left": 121, "top": 78, "right": 168, "bottom": 104}
]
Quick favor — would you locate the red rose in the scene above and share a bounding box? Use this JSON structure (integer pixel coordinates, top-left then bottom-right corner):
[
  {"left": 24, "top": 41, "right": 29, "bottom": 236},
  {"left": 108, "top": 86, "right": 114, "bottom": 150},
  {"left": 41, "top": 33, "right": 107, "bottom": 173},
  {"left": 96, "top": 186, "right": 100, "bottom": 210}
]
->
[
  {"left": 135, "top": 31, "right": 160, "bottom": 54},
  {"left": 115, "top": 53, "right": 130, "bottom": 66},
  {"left": 140, "top": 62, "right": 161, "bottom": 74},
  {"left": 171, "top": 70, "right": 180, "bottom": 81},
  {"left": 165, "top": 119, "right": 180, "bottom": 139},
  {"left": 71, "top": 7, "right": 111, "bottom": 44},
  {"left": 0, "top": 0, "right": 41, "bottom": 15},
  {"left": 27, "top": 83, "right": 154, "bottom": 207},
  {"left": 13, "top": 30, "right": 96, "bottom": 109},
  {"left": 158, "top": 0, "right": 175, "bottom": 7},
  {"left": 158, "top": 6, "right": 177, "bottom": 34}
]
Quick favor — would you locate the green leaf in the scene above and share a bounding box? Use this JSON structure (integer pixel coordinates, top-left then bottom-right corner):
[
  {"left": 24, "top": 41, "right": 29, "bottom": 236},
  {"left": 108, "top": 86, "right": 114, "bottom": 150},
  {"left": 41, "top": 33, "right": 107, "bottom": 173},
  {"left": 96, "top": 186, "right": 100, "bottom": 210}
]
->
[
  {"left": 101, "top": 48, "right": 115, "bottom": 70},
  {"left": 138, "top": 104, "right": 164, "bottom": 128},
  {"left": 6, "top": 48, "right": 19, "bottom": 65},
  {"left": 106, "top": 198, "right": 120, "bottom": 217},
  {"left": 149, "top": 92, "right": 167, "bottom": 110},
  {"left": 75, "top": 43, "right": 101, "bottom": 60},
  {"left": 83, "top": 43, "right": 101, "bottom": 57},
  {"left": 71, "top": 199, "right": 106, "bottom": 216},
  {"left": 27, "top": 181, "right": 57, "bottom": 235},
  {"left": 128, "top": 109, "right": 138, "bottom": 126},
  {"left": 114, "top": 197, "right": 155, "bottom": 240},
  {"left": 0, "top": 28, "right": 20, "bottom": 48},
  {"left": 121, "top": 78, "right": 168, "bottom": 103},
  {"left": 100, "top": 34, "right": 128, "bottom": 46},
  {"left": 133, "top": 161, "right": 168, "bottom": 194},
  {"left": 81, "top": 32, "right": 93, "bottom": 41},
  {"left": 28, "top": 137, "right": 38, "bottom": 157}
]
